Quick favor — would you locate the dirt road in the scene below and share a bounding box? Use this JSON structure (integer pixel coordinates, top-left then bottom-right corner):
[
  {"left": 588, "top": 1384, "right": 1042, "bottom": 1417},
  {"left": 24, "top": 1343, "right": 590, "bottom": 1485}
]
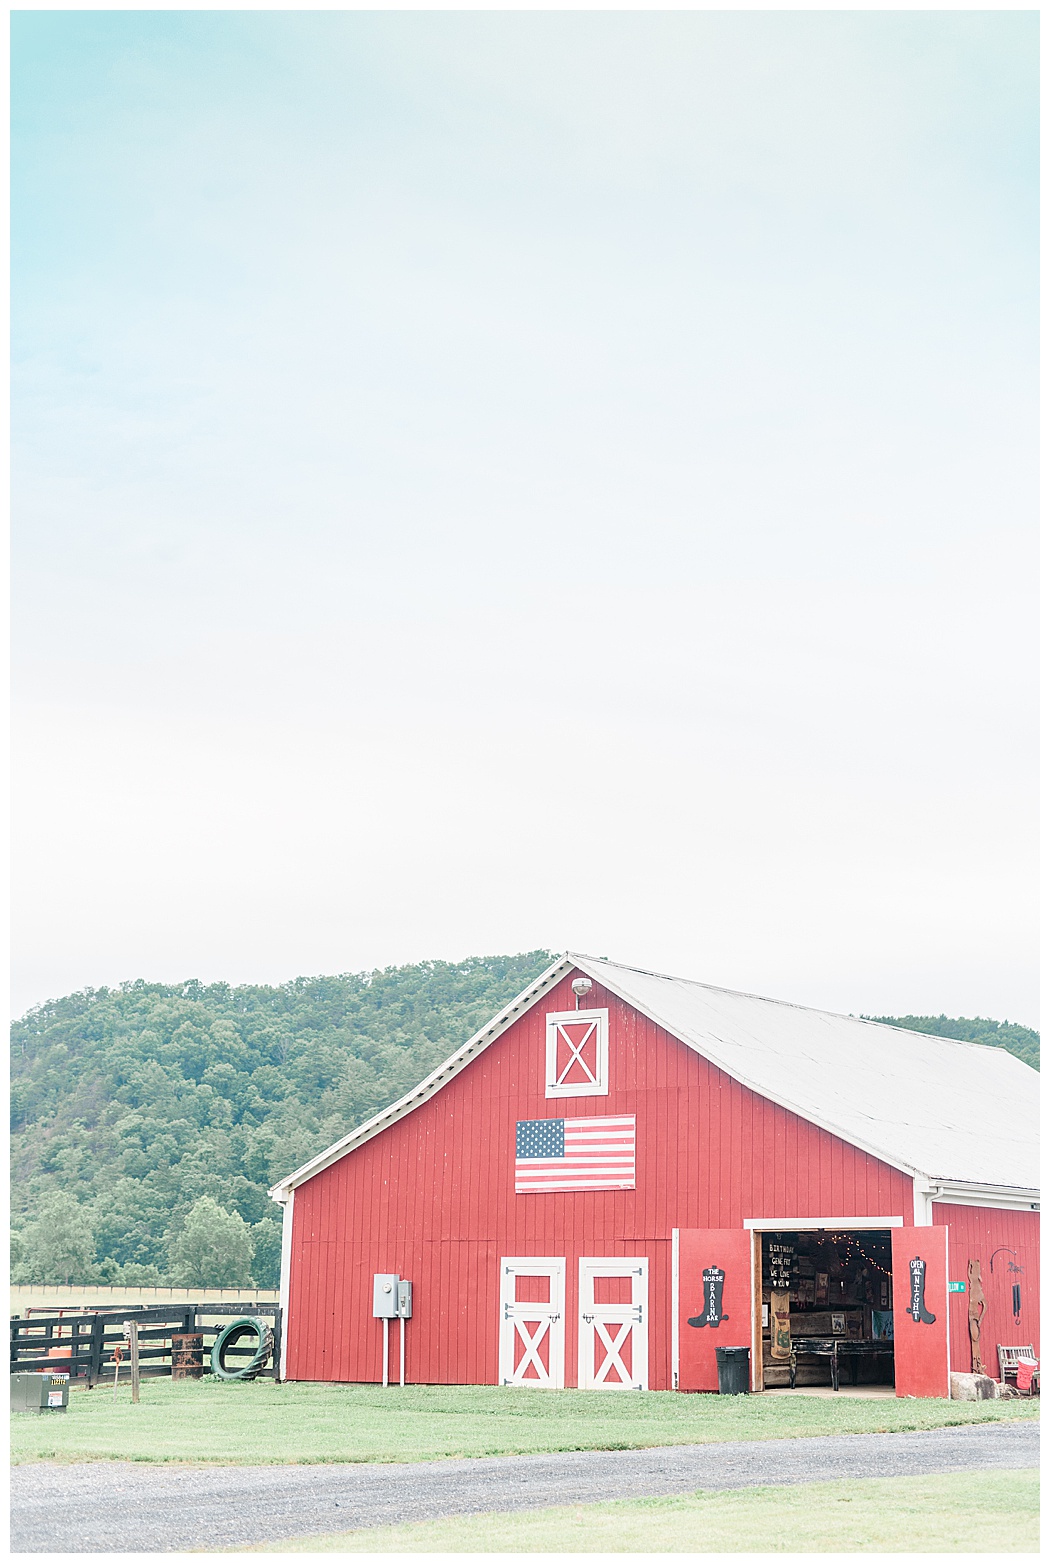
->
[{"left": 11, "top": 1420, "right": 1038, "bottom": 1553}]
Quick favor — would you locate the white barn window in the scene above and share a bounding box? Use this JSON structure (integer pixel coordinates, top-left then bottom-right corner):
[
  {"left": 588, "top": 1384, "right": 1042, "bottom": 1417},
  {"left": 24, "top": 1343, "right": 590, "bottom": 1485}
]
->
[{"left": 545, "top": 1009, "right": 609, "bottom": 1098}]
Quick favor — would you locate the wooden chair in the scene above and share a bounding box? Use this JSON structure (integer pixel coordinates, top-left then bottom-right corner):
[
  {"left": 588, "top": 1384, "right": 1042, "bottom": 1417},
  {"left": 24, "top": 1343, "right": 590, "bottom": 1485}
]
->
[{"left": 998, "top": 1344, "right": 1039, "bottom": 1394}]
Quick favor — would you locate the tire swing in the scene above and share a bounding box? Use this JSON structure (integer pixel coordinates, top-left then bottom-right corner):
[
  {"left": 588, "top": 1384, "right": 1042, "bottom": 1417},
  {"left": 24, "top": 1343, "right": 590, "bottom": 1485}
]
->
[{"left": 210, "top": 1317, "right": 274, "bottom": 1382}]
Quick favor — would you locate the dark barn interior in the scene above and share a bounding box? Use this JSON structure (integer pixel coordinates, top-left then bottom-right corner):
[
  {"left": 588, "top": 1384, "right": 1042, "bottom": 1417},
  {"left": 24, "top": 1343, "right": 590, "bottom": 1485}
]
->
[{"left": 760, "top": 1229, "right": 895, "bottom": 1390}]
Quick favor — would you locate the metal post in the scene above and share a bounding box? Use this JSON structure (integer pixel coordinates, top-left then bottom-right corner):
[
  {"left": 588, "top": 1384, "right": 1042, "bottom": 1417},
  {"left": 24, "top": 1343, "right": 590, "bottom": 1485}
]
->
[
  {"left": 382, "top": 1317, "right": 389, "bottom": 1388},
  {"left": 89, "top": 1313, "right": 106, "bottom": 1389},
  {"left": 272, "top": 1307, "right": 283, "bottom": 1385},
  {"left": 129, "top": 1321, "right": 140, "bottom": 1403},
  {"left": 399, "top": 1317, "right": 405, "bottom": 1388}
]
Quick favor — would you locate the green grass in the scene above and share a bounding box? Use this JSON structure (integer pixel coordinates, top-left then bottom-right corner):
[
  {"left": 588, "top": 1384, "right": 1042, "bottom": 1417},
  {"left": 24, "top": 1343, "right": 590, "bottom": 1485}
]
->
[
  {"left": 240, "top": 1469, "right": 1039, "bottom": 1553},
  {"left": 10, "top": 1377, "right": 1038, "bottom": 1466}
]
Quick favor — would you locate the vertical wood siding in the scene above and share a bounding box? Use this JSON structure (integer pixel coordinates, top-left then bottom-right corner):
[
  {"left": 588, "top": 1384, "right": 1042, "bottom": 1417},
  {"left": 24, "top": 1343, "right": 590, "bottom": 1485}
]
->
[
  {"left": 286, "top": 972, "right": 917, "bottom": 1385},
  {"left": 932, "top": 1203, "right": 1040, "bottom": 1372}
]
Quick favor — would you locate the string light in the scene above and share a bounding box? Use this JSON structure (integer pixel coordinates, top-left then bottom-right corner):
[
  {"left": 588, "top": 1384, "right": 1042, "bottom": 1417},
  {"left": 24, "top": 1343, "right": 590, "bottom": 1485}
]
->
[
  {"left": 820, "top": 1232, "right": 893, "bottom": 1279},
  {"left": 766, "top": 1232, "right": 893, "bottom": 1281}
]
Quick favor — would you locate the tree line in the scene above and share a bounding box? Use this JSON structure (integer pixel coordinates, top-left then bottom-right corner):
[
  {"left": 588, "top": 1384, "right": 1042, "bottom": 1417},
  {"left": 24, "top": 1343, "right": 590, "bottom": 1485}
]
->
[
  {"left": 10, "top": 952, "right": 1038, "bottom": 1287},
  {"left": 11, "top": 952, "right": 556, "bottom": 1287}
]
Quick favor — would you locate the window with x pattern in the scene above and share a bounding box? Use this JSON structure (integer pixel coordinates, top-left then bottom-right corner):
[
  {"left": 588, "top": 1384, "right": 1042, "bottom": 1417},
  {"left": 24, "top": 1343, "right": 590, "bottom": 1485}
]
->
[{"left": 544, "top": 1008, "right": 609, "bottom": 1098}]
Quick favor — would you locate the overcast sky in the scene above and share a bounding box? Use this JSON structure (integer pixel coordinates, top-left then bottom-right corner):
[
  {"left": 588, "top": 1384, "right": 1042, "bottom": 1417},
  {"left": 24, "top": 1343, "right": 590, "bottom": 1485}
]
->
[{"left": 12, "top": 10, "right": 1038, "bottom": 1024}]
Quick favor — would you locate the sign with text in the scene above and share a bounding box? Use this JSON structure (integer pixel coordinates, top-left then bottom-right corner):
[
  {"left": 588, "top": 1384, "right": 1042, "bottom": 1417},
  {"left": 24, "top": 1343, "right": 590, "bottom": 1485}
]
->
[
  {"left": 678, "top": 1229, "right": 753, "bottom": 1392},
  {"left": 891, "top": 1227, "right": 950, "bottom": 1397},
  {"left": 767, "top": 1241, "right": 794, "bottom": 1291}
]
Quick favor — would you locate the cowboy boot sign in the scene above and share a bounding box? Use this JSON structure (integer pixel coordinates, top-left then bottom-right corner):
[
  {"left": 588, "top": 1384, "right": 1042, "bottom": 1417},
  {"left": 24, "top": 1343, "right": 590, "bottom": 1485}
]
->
[
  {"left": 688, "top": 1265, "right": 729, "bottom": 1328},
  {"left": 677, "top": 1230, "right": 751, "bottom": 1392},
  {"left": 891, "top": 1227, "right": 949, "bottom": 1397},
  {"left": 909, "top": 1256, "right": 937, "bottom": 1324}
]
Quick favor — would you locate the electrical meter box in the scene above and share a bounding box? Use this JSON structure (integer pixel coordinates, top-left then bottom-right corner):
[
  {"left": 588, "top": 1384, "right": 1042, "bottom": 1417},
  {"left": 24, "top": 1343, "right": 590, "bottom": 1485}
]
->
[
  {"left": 11, "top": 1373, "right": 69, "bottom": 1414},
  {"left": 397, "top": 1280, "right": 413, "bottom": 1319},
  {"left": 372, "top": 1274, "right": 400, "bottom": 1318}
]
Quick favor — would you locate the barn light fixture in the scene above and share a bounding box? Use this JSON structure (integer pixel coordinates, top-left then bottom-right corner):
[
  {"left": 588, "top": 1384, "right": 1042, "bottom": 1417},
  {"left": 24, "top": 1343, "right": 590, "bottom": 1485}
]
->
[{"left": 571, "top": 977, "right": 593, "bottom": 1010}]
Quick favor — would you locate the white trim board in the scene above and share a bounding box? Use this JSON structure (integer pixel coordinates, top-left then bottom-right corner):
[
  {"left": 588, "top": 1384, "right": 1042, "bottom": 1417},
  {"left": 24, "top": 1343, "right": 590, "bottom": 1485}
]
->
[
  {"left": 930, "top": 1187, "right": 1040, "bottom": 1211},
  {"left": 915, "top": 1179, "right": 1040, "bottom": 1224},
  {"left": 277, "top": 1188, "right": 295, "bottom": 1380},
  {"left": 670, "top": 1229, "right": 680, "bottom": 1392},
  {"left": 743, "top": 1216, "right": 903, "bottom": 1230}
]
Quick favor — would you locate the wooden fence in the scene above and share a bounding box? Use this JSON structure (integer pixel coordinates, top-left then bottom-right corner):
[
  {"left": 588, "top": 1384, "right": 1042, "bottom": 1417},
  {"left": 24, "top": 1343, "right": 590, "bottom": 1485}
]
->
[{"left": 10, "top": 1303, "right": 282, "bottom": 1387}]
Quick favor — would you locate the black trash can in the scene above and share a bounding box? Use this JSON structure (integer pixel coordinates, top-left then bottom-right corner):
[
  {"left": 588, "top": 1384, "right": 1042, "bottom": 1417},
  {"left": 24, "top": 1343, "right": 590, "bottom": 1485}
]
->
[{"left": 715, "top": 1346, "right": 750, "bottom": 1394}]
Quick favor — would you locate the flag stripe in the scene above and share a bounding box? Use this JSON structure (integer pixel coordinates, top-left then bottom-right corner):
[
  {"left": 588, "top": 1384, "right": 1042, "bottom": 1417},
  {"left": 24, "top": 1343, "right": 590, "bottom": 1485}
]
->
[{"left": 515, "top": 1114, "right": 636, "bottom": 1193}]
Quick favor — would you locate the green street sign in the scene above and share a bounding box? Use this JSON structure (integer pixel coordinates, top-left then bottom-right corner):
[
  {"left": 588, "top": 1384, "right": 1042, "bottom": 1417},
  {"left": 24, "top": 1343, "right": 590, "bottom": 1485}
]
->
[{"left": 948, "top": 1282, "right": 966, "bottom": 1292}]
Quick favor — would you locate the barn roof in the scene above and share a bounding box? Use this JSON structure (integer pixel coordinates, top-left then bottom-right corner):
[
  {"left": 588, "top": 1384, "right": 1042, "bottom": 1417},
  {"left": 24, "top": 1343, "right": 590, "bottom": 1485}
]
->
[{"left": 270, "top": 953, "right": 1039, "bottom": 1200}]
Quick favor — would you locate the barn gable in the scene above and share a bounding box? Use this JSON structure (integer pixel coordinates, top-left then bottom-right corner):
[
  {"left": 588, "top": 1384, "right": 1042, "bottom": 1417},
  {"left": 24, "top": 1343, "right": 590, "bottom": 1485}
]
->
[{"left": 270, "top": 953, "right": 1039, "bottom": 1204}]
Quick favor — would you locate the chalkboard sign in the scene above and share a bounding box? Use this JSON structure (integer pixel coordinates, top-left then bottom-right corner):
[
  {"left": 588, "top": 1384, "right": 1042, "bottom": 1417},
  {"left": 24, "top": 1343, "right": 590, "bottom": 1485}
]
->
[{"left": 767, "top": 1241, "right": 795, "bottom": 1290}]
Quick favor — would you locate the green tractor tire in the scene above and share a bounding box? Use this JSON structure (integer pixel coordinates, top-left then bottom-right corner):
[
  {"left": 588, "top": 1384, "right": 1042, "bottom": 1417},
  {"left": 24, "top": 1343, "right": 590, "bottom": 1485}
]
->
[{"left": 209, "top": 1317, "right": 274, "bottom": 1381}]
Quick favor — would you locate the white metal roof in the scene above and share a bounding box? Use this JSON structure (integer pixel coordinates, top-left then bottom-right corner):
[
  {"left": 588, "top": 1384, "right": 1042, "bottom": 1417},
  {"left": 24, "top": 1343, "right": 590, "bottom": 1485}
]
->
[{"left": 270, "top": 953, "right": 1039, "bottom": 1198}]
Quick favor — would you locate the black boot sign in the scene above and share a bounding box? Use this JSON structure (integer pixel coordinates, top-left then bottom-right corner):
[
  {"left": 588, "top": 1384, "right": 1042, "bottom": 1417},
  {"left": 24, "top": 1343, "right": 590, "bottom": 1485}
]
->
[
  {"left": 908, "top": 1257, "right": 937, "bottom": 1325},
  {"left": 688, "top": 1265, "right": 729, "bottom": 1328}
]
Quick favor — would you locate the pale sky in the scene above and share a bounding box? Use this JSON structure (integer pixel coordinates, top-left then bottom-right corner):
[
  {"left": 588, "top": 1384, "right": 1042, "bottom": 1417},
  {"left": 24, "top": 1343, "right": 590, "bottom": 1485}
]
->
[{"left": 12, "top": 10, "right": 1039, "bottom": 1024}]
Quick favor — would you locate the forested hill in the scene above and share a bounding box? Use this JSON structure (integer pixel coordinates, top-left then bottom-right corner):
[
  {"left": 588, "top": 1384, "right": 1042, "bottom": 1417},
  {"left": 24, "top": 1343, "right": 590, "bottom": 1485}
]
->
[
  {"left": 10, "top": 953, "right": 1039, "bottom": 1288},
  {"left": 11, "top": 952, "right": 556, "bottom": 1288},
  {"left": 863, "top": 1013, "right": 1039, "bottom": 1071}
]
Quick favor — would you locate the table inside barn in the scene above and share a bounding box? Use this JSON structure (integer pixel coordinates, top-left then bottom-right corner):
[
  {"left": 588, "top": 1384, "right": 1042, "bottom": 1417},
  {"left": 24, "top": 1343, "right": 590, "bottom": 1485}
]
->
[{"left": 788, "top": 1337, "right": 894, "bottom": 1391}]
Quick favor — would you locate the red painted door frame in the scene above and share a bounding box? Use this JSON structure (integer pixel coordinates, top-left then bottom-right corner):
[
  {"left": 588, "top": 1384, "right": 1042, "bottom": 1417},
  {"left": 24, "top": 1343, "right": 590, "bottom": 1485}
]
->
[
  {"left": 892, "top": 1226, "right": 950, "bottom": 1397},
  {"left": 677, "top": 1229, "right": 754, "bottom": 1392}
]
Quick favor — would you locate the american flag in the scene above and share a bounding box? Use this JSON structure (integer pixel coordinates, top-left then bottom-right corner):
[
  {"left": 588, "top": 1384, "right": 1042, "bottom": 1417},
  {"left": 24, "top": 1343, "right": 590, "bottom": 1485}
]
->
[{"left": 515, "top": 1116, "right": 636, "bottom": 1193}]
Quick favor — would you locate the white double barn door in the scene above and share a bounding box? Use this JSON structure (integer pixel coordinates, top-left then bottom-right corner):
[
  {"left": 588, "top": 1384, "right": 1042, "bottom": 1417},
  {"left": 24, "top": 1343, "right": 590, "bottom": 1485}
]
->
[{"left": 498, "top": 1256, "right": 649, "bottom": 1390}]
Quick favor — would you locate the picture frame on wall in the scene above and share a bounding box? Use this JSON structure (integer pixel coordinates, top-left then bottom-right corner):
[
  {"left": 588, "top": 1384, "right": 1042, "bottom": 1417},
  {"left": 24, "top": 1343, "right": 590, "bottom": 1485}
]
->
[
  {"left": 831, "top": 1312, "right": 846, "bottom": 1335},
  {"left": 815, "top": 1273, "right": 829, "bottom": 1305}
]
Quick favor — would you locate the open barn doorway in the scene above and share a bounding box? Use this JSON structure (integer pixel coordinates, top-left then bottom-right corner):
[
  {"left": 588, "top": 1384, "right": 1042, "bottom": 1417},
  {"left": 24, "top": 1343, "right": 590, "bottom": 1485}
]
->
[{"left": 756, "top": 1228, "right": 896, "bottom": 1393}]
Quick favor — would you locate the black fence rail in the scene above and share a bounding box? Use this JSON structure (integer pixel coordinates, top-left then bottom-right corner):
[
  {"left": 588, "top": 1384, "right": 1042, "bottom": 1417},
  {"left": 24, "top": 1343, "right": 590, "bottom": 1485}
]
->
[{"left": 10, "top": 1303, "right": 282, "bottom": 1388}]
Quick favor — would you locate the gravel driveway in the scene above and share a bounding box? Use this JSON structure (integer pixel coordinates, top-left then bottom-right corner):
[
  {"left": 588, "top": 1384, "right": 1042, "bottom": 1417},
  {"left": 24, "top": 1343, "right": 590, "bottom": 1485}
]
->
[{"left": 11, "top": 1420, "right": 1038, "bottom": 1554}]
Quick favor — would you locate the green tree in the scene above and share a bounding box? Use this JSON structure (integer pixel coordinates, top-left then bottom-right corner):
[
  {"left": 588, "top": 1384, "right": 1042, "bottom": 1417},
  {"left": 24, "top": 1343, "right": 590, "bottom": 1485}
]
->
[
  {"left": 865, "top": 1014, "right": 1039, "bottom": 1070},
  {"left": 168, "top": 1197, "right": 255, "bottom": 1287},
  {"left": 13, "top": 1191, "right": 97, "bottom": 1283},
  {"left": 96, "top": 1258, "right": 165, "bottom": 1285},
  {"left": 10, "top": 951, "right": 557, "bottom": 1254},
  {"left": 250, "top": 1215, "right": 284, "bottom": 1288}
]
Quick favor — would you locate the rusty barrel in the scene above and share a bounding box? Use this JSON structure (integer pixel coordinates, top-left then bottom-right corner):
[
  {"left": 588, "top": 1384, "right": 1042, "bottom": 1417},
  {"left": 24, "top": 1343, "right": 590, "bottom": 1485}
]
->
[{"left": 171, "top": 1332, "right": 204, "bottom": 1380}]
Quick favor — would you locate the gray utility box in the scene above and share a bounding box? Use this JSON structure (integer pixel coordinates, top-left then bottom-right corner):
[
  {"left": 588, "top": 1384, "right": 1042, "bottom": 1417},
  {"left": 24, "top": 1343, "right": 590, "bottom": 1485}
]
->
[
  {"left": 11, "top": 1373, "right": 70, "bottom": 1414},
  {"left": 397, "top": 1280, "right": 413, "bottom": 1319},
  {"left": 373, "top": 1274, "right": 400, "bottom": 1318}
]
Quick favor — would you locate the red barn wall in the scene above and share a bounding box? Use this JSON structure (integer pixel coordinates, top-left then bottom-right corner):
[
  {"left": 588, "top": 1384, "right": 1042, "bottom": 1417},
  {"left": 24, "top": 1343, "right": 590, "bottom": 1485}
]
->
[
  {"left": 932, "top": 1203, "right": 1040, "bottom": 1373},
  {"left": 285, "top": 970, "right": 917, "bottom": 1386}
]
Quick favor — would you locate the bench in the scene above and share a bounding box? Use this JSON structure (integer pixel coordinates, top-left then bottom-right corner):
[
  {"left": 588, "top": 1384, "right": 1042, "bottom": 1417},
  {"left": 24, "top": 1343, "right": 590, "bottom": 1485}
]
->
[{"left": 998, "top": 1345, "right": 1039, "bottom": 1395}]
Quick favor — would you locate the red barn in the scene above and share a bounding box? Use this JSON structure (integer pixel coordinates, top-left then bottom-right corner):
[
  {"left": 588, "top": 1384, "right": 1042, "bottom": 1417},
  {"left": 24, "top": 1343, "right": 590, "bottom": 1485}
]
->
[{"left": 271, "top": 955, "right": 1039, "bottom": 1397}]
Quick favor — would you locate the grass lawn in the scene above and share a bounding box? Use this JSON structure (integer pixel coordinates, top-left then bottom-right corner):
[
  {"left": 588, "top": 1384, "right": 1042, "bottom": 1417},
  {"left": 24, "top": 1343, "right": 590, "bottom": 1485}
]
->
[
  {"left": 10, "top": 1377, "right": 1039, "bottom": 1465},
  {"left": 240, "top": 1469, "right": 1039, "bottom": 1553}
]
